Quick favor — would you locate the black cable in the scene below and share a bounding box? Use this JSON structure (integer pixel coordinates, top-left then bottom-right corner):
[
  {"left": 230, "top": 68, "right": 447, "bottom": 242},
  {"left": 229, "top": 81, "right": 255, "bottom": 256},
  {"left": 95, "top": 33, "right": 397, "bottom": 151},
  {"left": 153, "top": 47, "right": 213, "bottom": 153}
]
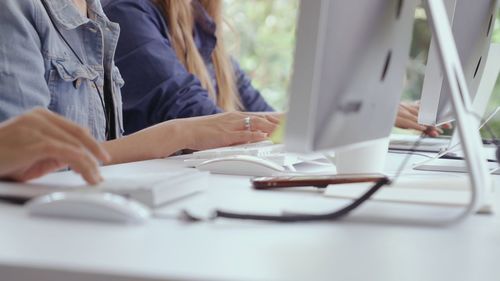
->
[
  {"left": 190, "top": 135, "right": 427, "bottom": 223},
  {"left": 440, "top": 153, "right": 498, "bottom": 163},
  {"left": 213, "top": 178, "right": 389, "bottom": 222},
  {"left": 0, "top": 196, "right": 30, "bottom": 205}
]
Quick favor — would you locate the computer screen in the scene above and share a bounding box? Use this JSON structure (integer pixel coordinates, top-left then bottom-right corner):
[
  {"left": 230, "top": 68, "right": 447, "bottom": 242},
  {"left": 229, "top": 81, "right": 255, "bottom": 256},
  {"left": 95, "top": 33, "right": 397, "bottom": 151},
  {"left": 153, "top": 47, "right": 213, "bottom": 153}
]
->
[
  {"left": 418, "top": 0, "right": 498, "bottom": 126},
  {"left": 285, "top": 0, "right": 417, "bottom": 153}
]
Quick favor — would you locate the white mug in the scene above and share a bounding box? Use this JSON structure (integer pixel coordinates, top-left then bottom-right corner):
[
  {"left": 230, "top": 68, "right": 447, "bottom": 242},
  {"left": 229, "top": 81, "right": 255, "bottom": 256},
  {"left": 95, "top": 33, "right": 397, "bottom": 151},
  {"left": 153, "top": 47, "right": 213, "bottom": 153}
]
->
[{"left": 333, "top": 137, "right": 389, "bottom": 175}]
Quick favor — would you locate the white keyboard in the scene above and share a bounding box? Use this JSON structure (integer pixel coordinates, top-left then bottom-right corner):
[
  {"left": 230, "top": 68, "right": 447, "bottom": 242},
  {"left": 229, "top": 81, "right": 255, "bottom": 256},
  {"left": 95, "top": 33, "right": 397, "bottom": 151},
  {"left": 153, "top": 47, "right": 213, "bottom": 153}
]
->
[
  {"left": 389, "top": 135, "right": 450, "bottom": 152},
  {"left": 192, "top": 141, "right": 284, "bottom": 158},
  {"left": 186, "top": 141, "right": 301, "bottom": 167}
]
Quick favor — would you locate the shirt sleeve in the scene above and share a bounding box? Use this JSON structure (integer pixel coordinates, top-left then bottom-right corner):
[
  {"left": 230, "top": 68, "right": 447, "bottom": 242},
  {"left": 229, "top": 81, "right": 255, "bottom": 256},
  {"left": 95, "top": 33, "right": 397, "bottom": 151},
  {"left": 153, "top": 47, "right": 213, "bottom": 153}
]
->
[
  {"left": 104, "top": 0, "right": 222, "bottom": 135},
  {"left": 0, "top": 0, "right": 51, "bottom": 122},
  {"left": 233, "top": 59, "right": 274, "bottom": 112}
]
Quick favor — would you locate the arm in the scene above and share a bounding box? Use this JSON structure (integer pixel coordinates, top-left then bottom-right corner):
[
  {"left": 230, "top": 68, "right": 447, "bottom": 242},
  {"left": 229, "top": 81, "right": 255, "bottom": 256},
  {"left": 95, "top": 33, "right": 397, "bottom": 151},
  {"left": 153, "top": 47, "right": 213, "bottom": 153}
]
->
[
  {"left": 104, "top": 0, "right": 223, "bottom": 134},
  {"left": 102, "top": 111, "right": 278, "bottom": 165},
  {"left": 0, "top": 0, "right": 51, "bottom": 121},
  {"left": 233, "top": 60, "right": 275, "bottom": 112}
]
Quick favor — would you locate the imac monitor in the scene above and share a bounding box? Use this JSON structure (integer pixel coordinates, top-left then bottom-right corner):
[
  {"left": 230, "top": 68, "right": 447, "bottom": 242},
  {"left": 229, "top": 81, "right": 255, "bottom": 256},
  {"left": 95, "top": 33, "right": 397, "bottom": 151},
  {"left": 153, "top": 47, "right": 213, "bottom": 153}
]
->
[
  {"left": 285, "top": 0, "right": 418, "bottom": 153},
  {"left": 418, "top": 0, "right": 498, "bottom": 126}
]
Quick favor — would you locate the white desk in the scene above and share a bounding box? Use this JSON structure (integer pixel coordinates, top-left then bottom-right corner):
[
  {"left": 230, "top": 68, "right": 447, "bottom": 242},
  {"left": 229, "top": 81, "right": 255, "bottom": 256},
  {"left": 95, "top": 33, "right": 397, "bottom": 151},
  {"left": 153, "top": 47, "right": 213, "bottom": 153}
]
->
[{"left": 1, "top": 153, "right": 499, "bottom": 281}]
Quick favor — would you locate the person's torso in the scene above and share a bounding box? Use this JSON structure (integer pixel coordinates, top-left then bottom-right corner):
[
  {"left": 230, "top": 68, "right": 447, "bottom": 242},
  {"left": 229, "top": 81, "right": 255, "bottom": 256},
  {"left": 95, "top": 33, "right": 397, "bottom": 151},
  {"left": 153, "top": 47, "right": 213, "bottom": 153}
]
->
[{"left": 37, "top": 0, "right": 124, "bottom": 140}]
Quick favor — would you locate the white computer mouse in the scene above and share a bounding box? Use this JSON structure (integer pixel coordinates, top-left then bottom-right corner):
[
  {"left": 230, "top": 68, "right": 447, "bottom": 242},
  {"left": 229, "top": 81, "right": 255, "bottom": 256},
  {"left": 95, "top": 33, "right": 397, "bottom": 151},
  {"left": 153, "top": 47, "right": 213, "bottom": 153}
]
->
[
  {"left": 196, "top": 155, "right": 286, "bottom": 176},
  {"left": 26, "top": 191, "right": 151, "bottom": 224}
]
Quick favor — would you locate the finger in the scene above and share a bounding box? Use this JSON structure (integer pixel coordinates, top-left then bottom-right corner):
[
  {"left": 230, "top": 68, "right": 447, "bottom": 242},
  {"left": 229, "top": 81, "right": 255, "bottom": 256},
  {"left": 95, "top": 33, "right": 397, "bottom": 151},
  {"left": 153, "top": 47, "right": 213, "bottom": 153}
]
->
[
  {"left": 35, "top": 140, "right": 102, "bottom": 185},
  {"left": 424, "top": 128, "right": 440, "bottom": 138},
  {"left": 230, "top": 131, "right": 268, "bottom": 145},
  {"left": 34, "top": 109, "right": 111, "bottom": 163},
  {"left": 441, "top": 123, "right": 453, "bottom": 129},
  {"left": 245, "top": 112, "right": 282, "bottom": 125},
  {"left": 13, "top": 159, "right": 67, "bottom": 182},
  {"left": 432, "top": 126, "right": 444, "bottom": 134},
  {"left": 396, "top": 114, "right": 420, "bottom": 127},
  {"left": 263, "top": 114, "right": 281, "bottom": 125},
  {"left": 33, "top": 116, "right": 95, "bottom": 159},
  {"left": 395, "top": 117, "right": 410, "bottom": 129},
  {"left": 401, "top": 103, "right": 419, "bottom": 116},
  {"left": 246, "top": 117, "right": 278, "bottom": 134},
  {"left": 36, "top": 109, "right": 111, "bottom": 162},
  {"left": 248, "top": 131, "right": 270, "bottom": 143},
  {"left": 398, "top": 110, "right": 419, "bottom": 123},
  {"left": 396, "top": 118, "right": 427, "bottom": 132},
  {"left": 425, "top": 125, "right": 443, "bottom": 135}
]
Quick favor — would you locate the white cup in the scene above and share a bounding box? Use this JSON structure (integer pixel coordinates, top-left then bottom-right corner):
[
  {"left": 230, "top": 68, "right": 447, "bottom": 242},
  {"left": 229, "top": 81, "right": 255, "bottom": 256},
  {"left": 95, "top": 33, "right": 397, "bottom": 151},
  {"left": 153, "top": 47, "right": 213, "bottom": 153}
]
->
[{"left": 332, "top": 137, "right": 390, "bottom": 175}]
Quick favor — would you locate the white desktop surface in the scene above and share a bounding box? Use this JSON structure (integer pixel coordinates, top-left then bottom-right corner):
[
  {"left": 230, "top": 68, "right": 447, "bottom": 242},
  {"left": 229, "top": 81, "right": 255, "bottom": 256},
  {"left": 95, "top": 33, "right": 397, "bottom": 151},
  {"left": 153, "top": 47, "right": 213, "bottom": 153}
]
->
[{"left": 0, "top": 153, "right": 500, "bottom": 281}]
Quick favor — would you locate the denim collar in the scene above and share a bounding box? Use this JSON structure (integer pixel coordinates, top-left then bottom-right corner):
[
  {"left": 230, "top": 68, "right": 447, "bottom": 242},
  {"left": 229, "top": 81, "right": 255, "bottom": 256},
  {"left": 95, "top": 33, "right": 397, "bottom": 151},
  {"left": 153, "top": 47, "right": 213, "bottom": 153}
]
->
[{"left": 43, "top": 0, "right": 111, "bottom": 30}]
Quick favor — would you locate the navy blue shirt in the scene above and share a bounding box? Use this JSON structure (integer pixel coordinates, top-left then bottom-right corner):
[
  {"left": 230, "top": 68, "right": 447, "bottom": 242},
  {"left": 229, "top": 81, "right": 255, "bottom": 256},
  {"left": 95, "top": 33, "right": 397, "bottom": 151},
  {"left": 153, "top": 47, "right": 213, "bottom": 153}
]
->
[{"left": 102, "top": 0, "right": 274, "bottom": 134}]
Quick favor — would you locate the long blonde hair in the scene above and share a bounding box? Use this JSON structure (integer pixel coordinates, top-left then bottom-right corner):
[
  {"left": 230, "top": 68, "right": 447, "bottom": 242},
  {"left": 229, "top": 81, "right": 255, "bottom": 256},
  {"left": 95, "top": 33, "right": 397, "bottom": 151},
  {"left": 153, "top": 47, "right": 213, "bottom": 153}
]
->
[{"left": 155, "top": 0, "right": 241, "bottom": 111}]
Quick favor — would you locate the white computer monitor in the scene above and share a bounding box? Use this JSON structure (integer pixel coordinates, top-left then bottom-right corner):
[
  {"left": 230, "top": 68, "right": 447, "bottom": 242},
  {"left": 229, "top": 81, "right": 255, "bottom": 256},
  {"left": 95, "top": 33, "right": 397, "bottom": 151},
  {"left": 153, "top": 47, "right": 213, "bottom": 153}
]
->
[
  {"left": 285, "top": 0, "right": 417, "bottom": 153},
  {"left": 283, "top": 0, "right": 492, "bottom": 220},
  {"left": 418, "top": 0, "right": 498, "bottom": 126}
]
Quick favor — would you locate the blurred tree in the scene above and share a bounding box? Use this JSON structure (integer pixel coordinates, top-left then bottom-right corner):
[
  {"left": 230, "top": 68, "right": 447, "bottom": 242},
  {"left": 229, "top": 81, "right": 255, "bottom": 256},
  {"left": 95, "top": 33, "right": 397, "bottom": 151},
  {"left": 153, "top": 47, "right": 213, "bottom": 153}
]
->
[
  {"left": 224, "top": 1, "right": 499, "bottom": 137},
  {"left": 486, "top": 13, "right": 500, "bottom": 138},
  {"left": 224, "top": 0, "right": 298, "bottom": 111}
]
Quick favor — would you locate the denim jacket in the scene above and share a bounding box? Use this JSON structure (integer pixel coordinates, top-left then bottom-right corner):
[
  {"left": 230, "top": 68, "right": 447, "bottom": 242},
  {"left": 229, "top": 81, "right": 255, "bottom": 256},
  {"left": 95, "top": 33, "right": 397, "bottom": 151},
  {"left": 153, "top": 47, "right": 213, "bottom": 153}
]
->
[{"left": 0, "top": 0, "right": 124, "bottom": 141}]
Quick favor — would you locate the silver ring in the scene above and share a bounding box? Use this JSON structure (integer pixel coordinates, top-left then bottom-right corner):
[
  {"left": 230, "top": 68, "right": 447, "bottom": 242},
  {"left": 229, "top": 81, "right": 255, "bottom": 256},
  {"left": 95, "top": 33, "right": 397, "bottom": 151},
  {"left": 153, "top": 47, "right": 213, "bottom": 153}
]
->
[{"left": 244, "top": 116, "right": 251, "bottom": 131}]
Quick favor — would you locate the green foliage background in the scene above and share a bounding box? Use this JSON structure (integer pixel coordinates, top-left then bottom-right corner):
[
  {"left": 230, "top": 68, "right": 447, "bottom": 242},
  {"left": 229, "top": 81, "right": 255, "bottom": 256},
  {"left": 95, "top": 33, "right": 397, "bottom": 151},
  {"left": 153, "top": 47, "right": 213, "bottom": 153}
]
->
[
  {"left": 224, "top": 0, "right": 298, "bottom": 112},
  {"left": 224, "top": 1, "right": 500, "bottom": 138}
]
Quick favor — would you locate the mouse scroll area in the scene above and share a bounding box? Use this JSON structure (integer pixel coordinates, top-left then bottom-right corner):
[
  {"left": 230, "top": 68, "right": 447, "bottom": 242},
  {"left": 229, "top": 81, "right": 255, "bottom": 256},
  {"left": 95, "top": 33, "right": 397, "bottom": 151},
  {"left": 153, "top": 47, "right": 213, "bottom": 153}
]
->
[
  {"left": 196, "top": 155, "right": 286, "bottom": 177},
  {"left": 26, "top": 192, "right": 151, "bottom": 224}
]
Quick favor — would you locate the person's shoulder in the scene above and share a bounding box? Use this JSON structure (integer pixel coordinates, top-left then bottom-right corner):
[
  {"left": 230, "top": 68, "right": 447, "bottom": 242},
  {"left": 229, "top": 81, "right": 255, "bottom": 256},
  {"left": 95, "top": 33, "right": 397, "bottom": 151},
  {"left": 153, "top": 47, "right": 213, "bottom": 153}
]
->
[
  {"left": 103, "top": 0, "right": 166, "bottom": 30},
  {"left": 0, "top": 0, "right": 41, "bottom": 24},
  {"left": 2, "top": 0, "right": 38, "bottom": 14}
]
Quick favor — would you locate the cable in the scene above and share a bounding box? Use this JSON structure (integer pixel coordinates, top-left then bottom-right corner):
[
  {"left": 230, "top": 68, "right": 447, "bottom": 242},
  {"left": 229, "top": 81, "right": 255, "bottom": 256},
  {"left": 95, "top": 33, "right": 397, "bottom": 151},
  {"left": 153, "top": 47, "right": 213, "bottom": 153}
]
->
[
  {"left": 213, "top": 178, "right": 389, "bottom": 222},
  {"left": 180, "top": 135, "right": 427, "bottom": 223},
  {"left": 178, "top": 105, "right": 495, "bottom": 224}
]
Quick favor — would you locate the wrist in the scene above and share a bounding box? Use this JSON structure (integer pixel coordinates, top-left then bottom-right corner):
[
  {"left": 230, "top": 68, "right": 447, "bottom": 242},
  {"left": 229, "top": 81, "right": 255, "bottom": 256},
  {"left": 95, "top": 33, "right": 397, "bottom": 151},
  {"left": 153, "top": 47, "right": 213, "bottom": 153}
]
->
[{"left": 157, "top": 119, "right": 191, "bottom": 155}]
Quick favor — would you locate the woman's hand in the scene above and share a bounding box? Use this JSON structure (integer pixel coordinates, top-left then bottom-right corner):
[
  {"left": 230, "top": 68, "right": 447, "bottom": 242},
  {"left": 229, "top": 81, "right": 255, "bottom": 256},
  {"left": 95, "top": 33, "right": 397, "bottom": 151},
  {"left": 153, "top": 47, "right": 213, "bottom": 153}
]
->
[
  {"left": 179, "top": 112, "right": 279, "bottom": 151},
  {"left": 102, "top": 112, "right": 280, "bottom": 164},
  {"left": 246, "top": 112, "right": 284, "bottom": 125},
  {"left": 395, "top": 101, "right": 448, "bottom": 137},
  {"left": 0, "top": 108, "right": 110, "bottom": 184}
]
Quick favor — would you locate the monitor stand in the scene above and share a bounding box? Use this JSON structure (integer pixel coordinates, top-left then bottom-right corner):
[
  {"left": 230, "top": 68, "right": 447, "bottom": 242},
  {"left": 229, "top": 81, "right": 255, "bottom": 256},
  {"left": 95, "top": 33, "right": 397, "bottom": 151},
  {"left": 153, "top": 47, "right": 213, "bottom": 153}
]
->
[
  {"left": 445, "top": 43, "right": 500, "bottom": 152},
  {"left": 419, "top": 0, "right": 495, "bottom": 217}
]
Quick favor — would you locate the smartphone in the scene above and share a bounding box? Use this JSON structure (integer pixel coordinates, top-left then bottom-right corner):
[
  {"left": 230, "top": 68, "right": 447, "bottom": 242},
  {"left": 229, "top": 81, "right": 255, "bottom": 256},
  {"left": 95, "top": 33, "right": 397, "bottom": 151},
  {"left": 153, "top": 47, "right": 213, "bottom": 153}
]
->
[{"left": 251, "top": 174, "right": 388, "bottom": 190}]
